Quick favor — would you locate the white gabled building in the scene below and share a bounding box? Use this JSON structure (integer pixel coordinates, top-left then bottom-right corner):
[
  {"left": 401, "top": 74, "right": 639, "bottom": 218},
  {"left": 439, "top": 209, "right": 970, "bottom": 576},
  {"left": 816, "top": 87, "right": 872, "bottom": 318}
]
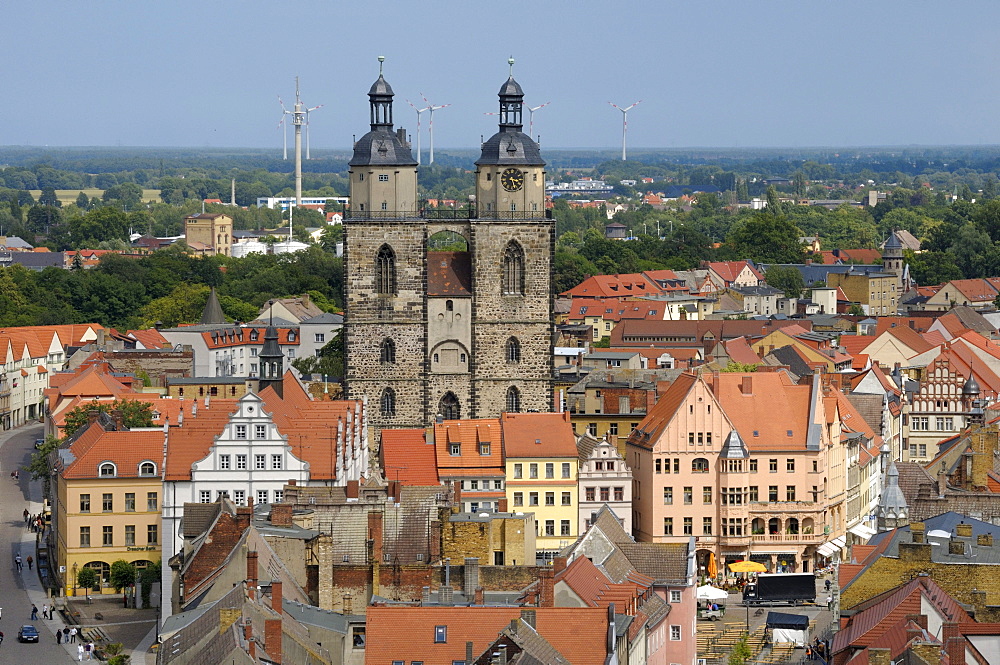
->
[
  {"left": 577, "top": 435, "right": 633, "bottom": 535},
  {"left": 160, "top": 376, "right": 369, "bottom": 621}
]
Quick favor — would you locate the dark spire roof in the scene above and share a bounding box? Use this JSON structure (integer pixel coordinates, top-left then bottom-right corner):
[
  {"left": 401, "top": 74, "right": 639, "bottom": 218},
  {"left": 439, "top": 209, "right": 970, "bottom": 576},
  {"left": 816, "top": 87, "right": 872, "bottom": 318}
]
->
[
  {"left": 476, "top": 72, "right": 544, "bottom": 167},
  {"left": 199, "top": 287, "right": 225, "bottom": 325},
  {"left": 349, "top": 61, "right": 416, "bottom": 168},
  {"left": 962, "top": 374, "right": 981, "bottom": 396},
  {"left": 884, "top": 231, "right": 902, "bottom": 250}
]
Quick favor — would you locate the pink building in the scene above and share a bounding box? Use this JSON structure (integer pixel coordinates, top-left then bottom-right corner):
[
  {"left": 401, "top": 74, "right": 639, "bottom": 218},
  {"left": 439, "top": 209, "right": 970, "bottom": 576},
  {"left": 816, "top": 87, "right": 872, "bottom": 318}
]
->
[
  {"left": 628, "top": 371, "right": 832, "bottom": 576},
  {"left": 578, "top": 435, "right": 633, "bottom": 534}
]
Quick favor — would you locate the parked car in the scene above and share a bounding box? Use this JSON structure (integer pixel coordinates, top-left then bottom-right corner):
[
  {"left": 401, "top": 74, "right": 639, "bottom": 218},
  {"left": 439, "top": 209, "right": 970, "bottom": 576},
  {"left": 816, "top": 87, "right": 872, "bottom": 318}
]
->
[
  {"left": 34, "top": 438, "right": 45, "bottom": 449},
  {"left": 18, "top": 624, "right": 39, "bottom": 642}
]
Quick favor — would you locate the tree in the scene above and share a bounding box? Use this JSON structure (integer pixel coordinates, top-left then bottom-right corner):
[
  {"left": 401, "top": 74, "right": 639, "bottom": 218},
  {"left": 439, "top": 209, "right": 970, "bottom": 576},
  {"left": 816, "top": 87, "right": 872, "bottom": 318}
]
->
[
  {"left": 75, "top": 566, "right": 99, "bottom": 592},
  {"left": 765, "top": 265, "right": 805, "bottom": 298},
  {"left": 109, "top": 559, "right": 137, "bottom": 608},
  {"left": 721, "top": 361, "right": 758, "bottom": 372},
  {"left": 140, "top": 560, "right": 161, "bottom": 610},
  {"left": 139, "top": 282, "right": 211, "bottom": 328},
  {"left": 291, "top": 330, "right": 344, "bottom": 378},
  {"left": 75, "top": 191, "right": 90, "bottom": 210},
  {"left": 728, "top": 634, "right": 752, "bottom": 665},
  {"left": 39, "top": 187, "right": 61, "bottom": 207},
  {"left": 725, "top": 212, "right": 805, "bottom": 264},
  {"left": 62, "top": 398, "right": 155, "bottom": 437},
  {"left": 26, "top": 435, "right": 62, "bottom": 495}
]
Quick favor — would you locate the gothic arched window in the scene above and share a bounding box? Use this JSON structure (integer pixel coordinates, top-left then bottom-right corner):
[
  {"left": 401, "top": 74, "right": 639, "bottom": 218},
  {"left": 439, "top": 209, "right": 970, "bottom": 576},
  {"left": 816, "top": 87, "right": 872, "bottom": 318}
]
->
[
  {"left": 380, "top": 388, "right": 396, "bottom": 417},
  {"left": 506, "top": 337, "right": 521, "bottom": 364},
  {"left": 380, "top": 338, "right": 396, "bottom": 364},
  {"left": 502, "top": 241, "right": 524, "bottom": 296},
  {"left": 375, "top": 244, "right": 397, "bottom": 295},
  {"left": 506, "top": 386, "right": 521, "bottom": 413},
  {"left": 439, "top": 392, "right": 460, "bottom": 420}
]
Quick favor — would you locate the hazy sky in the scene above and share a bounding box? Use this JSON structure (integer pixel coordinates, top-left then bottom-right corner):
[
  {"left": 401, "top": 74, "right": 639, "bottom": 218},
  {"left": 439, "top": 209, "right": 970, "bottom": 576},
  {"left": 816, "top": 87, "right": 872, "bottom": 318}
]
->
[{"left": 4, "top": 1, "right": 1000, "bottom": 150}]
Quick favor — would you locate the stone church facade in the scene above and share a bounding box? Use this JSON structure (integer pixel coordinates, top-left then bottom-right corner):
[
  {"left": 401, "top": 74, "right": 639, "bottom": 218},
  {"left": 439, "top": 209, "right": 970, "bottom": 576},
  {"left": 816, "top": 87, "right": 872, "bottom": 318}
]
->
[{"left": 345, "top": 63, "right": 554, "bottom": 433}]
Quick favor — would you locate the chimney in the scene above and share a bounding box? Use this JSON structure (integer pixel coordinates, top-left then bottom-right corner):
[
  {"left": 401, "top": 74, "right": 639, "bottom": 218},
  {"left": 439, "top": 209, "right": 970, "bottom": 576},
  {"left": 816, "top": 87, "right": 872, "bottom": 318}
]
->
[
  {"left": 430, "top": 520, "right": 442, "bottom": 561},
  {"left": 520, "top": 609, "right": 536, "bottom": 628},
  {"left": 343, "top": 592, "right": 353, "bottom": 615},
  {"left": 466, "top": 642, "right": 474, "bottom": 665},
  {"left": 439, "top": 585, "right": 454, "bottom": 605},
  {"left": 937, "top": 464, "right": 948, "bottom": 496},
  {"left": 741, "top": 376, "right": 753, "bottom": 395},
  {"left": 977, "top": 533, "right": 993, "bottom": 547},
  {"left": 264, "top": 618, "right": 282, "bottom": 664},
  {"left": 539, "top": 568, "right": 554, "bottom": 607},
  {"left": 948, "top": 538, "right": 965, "bottom": 555},
  {"left": 553, "top": 556, "right": 568, "bottom": 574},
  {"left": 87, "top": 410, "right": 100, "bottom": 425},
  {"left": 244, "top": 622, "right": 255, "bottom": 659},
  {"left": 111, "top": 409, "right": 124, "bottom": 430},
  {"left": 421, "top": 586, "right": 430, "bottom": 604},
  {"left": 452, "top": 481, "right": 462, "bottom": 513},
  {"left": 271, "top": 580, "right": 283, "bottom": 615},
  {"left": 346, "top": 480, "right": 359, "bottom": 500},
  {"left": 955, "top": 522, "right": 973, "bottom": 538},
  {"left": 246, "top": 551, "right": 259, "bottom": 600},
  {"left": 910, "top": 522, "right": 925, "bottom": 544},
  {"left": 270, "top": 504, "right": 293, "bottom": 527},
  {"left": 906, "top": 614, "right": 928, "bottom": 630},
  {"left": 368, "top": 511, "right": 384, "bottom": 565},
  {"left": 906, "top": 620, "right": 923, "bottom": 643},
  {"left": 498, "top": 497, "right": 509, "bottom": 512},
  {"left": 474, "top": 586, "right": 484, "bottom": 605},
  {"left": 946, "top": 637, "right": 966, "bottom": 665},
  {"left": 898, "top": 542, "right": 932, "bottom": 561},
  {"left": 464, "top": 557, "right": 480, "bottom": 592}
]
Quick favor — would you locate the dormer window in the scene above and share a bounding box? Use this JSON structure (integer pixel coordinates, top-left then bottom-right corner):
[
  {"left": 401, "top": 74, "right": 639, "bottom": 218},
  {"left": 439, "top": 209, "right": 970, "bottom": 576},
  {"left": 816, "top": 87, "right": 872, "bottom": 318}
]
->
[
  {"left": 139, "top": 462, "right": 156, "bottom": 476},
  {"left": 250, "top": 330, "right": 259, "bottom": 342},
  {"left": 288, "top": 331, "right": 296, "bottom": 342},
  {"left": 99, "top": 462, "right": 117, "bottom": 477}
]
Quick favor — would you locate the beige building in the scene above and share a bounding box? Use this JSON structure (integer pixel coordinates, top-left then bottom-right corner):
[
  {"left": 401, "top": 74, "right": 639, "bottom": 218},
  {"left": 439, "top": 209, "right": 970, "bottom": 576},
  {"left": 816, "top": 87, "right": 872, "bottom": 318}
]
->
[
  {"left": 52, "top": 416, "right": 164, "bottom": 596},
  {"left": 184, "top": 213, "right": 232, "bottom": 256},
  {"left": 828, "top": 271, "right": 898, "bottom": 316}
]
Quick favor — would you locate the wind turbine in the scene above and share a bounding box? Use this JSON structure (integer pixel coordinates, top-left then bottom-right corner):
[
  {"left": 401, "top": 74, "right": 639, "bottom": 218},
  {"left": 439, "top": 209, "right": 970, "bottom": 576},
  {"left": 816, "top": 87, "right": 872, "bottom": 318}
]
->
[
  {"left": 277, "top": 96, "right": 291, "bottom": 160},
  {"left": 420, "top": 92, "right": 451, "bottom": 165},
  {"left": 406, "top": 99, "right": 429, "bottom": 165},
  {"left": 609, "top": 100, "right": 642, "bottom": 161},
  {"left": 524, "top": 101, "right": 551, "bottom": 140},
  {"left": 304, "top": 103, "right": 324, "bottom": 160}
]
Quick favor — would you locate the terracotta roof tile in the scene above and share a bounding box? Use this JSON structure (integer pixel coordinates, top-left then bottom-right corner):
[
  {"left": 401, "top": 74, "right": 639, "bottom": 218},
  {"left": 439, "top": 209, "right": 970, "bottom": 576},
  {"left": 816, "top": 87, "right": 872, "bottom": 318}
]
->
[
  {"left": 713, "top": 372, "right": 813, "bottom": 451},
  {"left": 381, "top": 428, "right": 441, "bottom": 485},
  {"left": 61, "top": 423, "right": 165, "bottom": 479},
  {"left": 501, "top": 412, "right": 577, "bottom": 458}
]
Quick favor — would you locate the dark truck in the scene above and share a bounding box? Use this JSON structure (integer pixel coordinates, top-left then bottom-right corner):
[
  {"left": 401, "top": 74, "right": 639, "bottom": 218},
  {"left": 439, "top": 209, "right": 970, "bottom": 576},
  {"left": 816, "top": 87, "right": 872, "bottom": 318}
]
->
[{"left": 742, "top": 573, "right": 815, "bottom": 606}]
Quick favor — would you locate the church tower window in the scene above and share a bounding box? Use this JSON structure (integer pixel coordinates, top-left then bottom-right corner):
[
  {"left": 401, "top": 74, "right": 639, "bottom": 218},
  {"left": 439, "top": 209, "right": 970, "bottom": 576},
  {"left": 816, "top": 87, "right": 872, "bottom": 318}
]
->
[
  {"left": 380, "top": 338, "right": 396, "bottom": 364},
  {"left": 375, "top": 244, "right": 397, "bottom": 295},
  {"left": 506, "top": 386, "right": 521, "bottom": 413},
  {"left": 506, "top": 337, "right": 521, "bottom": 363},
  {"left": 380, "top": 388, "right": 396, "bottom": 417},
  {"left": 439, "top": 392, "right": 461, "bottom": 420},
  {"left": 502, "top": 241, "right": 524, "bottom": 295}
]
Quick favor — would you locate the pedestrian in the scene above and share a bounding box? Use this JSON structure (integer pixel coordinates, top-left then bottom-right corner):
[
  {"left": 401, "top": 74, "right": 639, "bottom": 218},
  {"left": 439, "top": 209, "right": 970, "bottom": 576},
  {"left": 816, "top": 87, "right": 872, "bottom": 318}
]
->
[
  {"left": 825, "top": 579, "right": 831, "bottom": 591},
  {"left": 77, "top": 643, "right": 84, "bottom": 661},
  {"left": 14, "top": 555, "right": 21, "bottom": 572},
  {"left": 30, "top": 604, "right": 37, "bottom": 620},
  {"left": 41, "top": 604, "right": 49, "bottom": 619},
  {"left": 57, "top": 627, "right": 62, "bottom": 644},
  {"left": 805, "top": 645, "right": 813, "bottom": 660},
  {"left": 85, "top": 641, "right": 94, "bottom": 660},
  {"left": 70, "top": 626, "right": 77, "bottom": 643},
  {"left": 827, "top": 593, "right": 833, "bottom": 609},
  {"left": 0, "top": 630, "right": 4, "bottom": 646},
  {"left": 13, "top": 469, "right": 17, "bottom": 480},
  {"left": 63, "top": 627, "right": 69, "bottom": 642},
  {"left": 22, "top": 508, "right": 28, "bottom": 524},
  {"left": 27, "top": 555, "right": 33, "bottom": 570}
]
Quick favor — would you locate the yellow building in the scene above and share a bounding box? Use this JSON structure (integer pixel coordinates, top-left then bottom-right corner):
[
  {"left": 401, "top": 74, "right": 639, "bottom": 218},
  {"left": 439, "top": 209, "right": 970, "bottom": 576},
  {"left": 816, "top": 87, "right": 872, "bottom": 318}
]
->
[
  {"left": 52, "top": 418, "right": 164, "bottom": 596},
  {"left": 827, "top": 272, "right": 897, "bottom": 316},
  {"left": 184, "top": 212, "right": 232, "bottom": 257},
  {"left": 501, "top": 412, "right": 580, "bottom": 558}
]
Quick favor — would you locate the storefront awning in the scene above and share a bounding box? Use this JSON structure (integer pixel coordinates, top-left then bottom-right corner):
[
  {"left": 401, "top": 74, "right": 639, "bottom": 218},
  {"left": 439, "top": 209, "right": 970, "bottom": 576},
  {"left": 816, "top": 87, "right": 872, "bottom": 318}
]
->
[
  {"left": 817, "top": 535, "right": 847, "bottom": 557},
  {"left": 849, "top": 523, "right": 877, "bottom": 540}
]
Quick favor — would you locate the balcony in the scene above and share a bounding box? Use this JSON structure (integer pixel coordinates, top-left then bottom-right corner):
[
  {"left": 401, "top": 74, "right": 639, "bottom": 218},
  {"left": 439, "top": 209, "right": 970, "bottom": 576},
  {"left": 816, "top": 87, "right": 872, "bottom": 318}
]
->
[{"left": 751, "top": 533, "right": 820, "bottom": 543}]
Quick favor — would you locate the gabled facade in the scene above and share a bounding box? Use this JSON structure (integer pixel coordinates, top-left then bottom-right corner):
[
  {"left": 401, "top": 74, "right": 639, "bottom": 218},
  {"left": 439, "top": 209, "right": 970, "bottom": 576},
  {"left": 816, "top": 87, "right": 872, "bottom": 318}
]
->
[{"left": 578, "top": 436, "right": 634, "bottom": 534}]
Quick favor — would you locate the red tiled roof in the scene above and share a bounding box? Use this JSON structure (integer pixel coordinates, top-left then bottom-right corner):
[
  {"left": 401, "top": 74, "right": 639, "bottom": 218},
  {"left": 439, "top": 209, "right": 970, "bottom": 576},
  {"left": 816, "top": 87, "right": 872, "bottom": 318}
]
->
[
  {"left": 948, "top": 278, "right": 999, "bottom": 302},
  {"left": 202, "top": 326, "right": 300, "bottom": 349},
  {"left": 713, "top": 372, "right": 813, "bottom": 451},
  {"left": 427, "top": 251, "right": 472, "bottom": 297},
  {"left": 839, "top": 335, "right": 875, "bottom": 358},
  {"left": 381, "top": 428, "right": 441, "bottom": 485},
  {"left": 722, "top": 336, "right": 763, "bottom": 366},
  {"left": 364, "top": 606, "right": 611, "bottom": 665},
  {"left": 434, "top": 418, "right": 505, "bottom": 477},
  {"left": 629, "top": 373, "right": 698, "bottom": 450},
  {"left": 562, "top": 273, "right": 665, "bottom": 299},
  {"left": 61, "top": 423, "right": 165, "bottom": 479},
  {"left": 501, "top": 412, "right": 577, "bottom": 458},
  {"left": 128, "top": 328, "right": 170, "bottom": 349}
]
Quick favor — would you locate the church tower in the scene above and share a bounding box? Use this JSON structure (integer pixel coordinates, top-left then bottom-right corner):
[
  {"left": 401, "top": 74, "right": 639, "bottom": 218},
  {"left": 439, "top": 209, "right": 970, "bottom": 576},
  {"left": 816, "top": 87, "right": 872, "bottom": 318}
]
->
[
  {"left": 469, "top": 61, "right": 553, "bottom": 416},
  {"left": 258, "top": 321, "right": 284, "bottom": 398},
  {"left": 344, "top": 58, "right": 426, "bottom": 430},
  {"left": 882, "top": 230, "right": 905, "bottom": 292},
  {"left": 345, "top": 59, "right": 554, "bottom": 434}
]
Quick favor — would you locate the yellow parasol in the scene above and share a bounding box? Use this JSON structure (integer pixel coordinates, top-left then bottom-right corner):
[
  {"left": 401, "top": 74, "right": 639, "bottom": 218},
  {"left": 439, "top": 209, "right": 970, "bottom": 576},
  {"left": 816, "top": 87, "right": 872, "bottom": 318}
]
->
[
  {"left": 707, "top": 552, "right": 718, "bottom": 578},
  {"left": 728, "top": 560, "right": 767, "bottom": 573}
]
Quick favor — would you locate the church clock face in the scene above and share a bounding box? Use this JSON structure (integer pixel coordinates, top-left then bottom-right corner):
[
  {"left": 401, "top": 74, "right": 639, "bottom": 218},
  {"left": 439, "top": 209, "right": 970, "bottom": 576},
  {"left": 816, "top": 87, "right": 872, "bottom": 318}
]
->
[{"left": 500, "top": 167, "right": 524, "bottom": 192}]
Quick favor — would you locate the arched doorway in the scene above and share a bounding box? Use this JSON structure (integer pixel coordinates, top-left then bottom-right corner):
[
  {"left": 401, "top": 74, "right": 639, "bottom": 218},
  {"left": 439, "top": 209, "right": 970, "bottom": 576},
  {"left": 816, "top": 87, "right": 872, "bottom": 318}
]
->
[
  {"left": 438, "top": 392, "right": 460, "bottom": 420},
  {"left": 768, "top": 518, "right": 780, "bottom": 534}
]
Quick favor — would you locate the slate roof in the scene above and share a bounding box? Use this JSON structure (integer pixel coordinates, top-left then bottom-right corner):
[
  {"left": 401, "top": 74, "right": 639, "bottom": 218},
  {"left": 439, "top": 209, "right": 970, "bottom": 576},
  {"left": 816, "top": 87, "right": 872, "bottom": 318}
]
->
[
  {"left": 617, "top": 542, "right": 690, "bottom": 583},
  {"left": 349, "top": 128, "right": 416, "bottom": 167},
  {"left": 199, "top": 287, "right": 225, "bottom": 325}
]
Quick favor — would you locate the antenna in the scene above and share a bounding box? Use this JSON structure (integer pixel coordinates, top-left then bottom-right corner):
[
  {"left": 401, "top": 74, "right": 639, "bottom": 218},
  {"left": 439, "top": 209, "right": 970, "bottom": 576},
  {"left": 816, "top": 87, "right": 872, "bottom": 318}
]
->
[
  {"left": 406, "top": 99, "right": 430, "bottom": 166},
  {"left": 420, "top": 92, "right": 451, "bottom": 165},
  {"left": 609, "top": 100, "right": 642, "bottom": 161},
  {"left": 283, "top": 77, "right": 321, "bottom": 206}
]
